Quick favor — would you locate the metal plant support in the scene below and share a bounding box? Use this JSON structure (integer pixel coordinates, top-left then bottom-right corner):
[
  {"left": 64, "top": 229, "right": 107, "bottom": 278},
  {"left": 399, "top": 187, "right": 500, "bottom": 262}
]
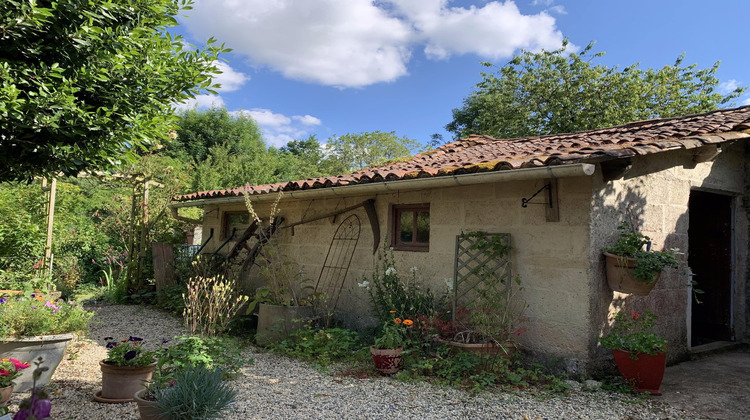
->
[
  {"left": 315, "top": 214, "right": 361, "bottom": 312},
  {"left": 452, "top": 232, "right": 512, "bottom": 320}
]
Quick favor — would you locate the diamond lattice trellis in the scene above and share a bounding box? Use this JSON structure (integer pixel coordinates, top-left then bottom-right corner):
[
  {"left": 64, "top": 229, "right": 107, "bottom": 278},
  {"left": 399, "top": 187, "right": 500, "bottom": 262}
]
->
[{"left": 452, "top": 232, "right": 511, "bottom": 319}]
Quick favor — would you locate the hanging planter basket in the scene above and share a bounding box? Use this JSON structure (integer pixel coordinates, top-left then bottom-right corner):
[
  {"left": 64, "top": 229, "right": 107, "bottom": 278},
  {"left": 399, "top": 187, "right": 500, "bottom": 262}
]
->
[{"left": 603, "top": 252, "right": 661, "bottom": 296}]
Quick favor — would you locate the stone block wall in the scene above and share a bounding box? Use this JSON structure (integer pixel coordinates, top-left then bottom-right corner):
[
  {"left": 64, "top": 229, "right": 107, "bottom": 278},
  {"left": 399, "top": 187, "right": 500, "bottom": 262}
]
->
[{"left": 589, "top": 142, "right": 749, "bottom": 368}]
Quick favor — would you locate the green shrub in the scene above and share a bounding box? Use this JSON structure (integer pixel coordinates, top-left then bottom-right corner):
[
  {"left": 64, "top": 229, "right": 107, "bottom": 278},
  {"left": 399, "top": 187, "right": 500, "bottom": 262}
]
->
[
  {"left": 155, "top": 365, "right": 236, "bottom": 420},
  {"left": 0, "top": 295, "right": 93, "bottom": 338},
  {"left": 159, "top": 335, "right": 249, "bottom": 379},
  {"left": 274, "top": 328, "right": 365, "bottom": 368}
]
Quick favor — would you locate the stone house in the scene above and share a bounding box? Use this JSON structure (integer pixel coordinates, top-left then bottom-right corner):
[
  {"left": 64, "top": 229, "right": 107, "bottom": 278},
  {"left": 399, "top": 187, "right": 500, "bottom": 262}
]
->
[{"left": 171, "top": 106, "right": 750, "bottom": 372}]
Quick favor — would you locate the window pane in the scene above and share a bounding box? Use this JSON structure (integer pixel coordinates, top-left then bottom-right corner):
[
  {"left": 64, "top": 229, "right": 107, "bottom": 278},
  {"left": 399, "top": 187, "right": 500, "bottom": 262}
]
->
[
  {"left": 227, "top": 213, "right": 249, "bottom": 226},
  {"left": 399, "top": 211, "right": 414, "bottom": 243},
  {"left": 416, "top": 211, "right": 430, "bottom": 243}
]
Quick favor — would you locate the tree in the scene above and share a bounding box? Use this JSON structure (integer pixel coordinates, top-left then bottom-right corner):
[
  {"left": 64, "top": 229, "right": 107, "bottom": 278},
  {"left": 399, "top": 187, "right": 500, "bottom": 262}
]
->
[
  {"left": 446, "top": 41, "right": 746, "bottom": 140},
  {"left": 325, "top": 131, "right": 420, "bottom": 173},
  {"left": 168, "top": 107, "right": 264, "bottom": 162},
  {"left": 0, "top": 0, "right": 227, "bottom": 182}
]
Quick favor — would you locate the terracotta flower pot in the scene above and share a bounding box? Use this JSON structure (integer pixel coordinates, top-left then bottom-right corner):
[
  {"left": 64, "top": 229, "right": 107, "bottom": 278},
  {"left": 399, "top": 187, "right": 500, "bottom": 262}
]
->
[
  {"left": 604, "top": 252, "right": 661, "bottom": 295},
  {"left": 134, "top": 389, "right": 166, "bottom": 420},
  {"left": 0, "top": 385, "right": 12, "bottom": 404},
  {"left": 370, "top": 346, "right": 403, "bottom": 375},
  {"left": 95, "top": 361, "right": 156, "bottom": 403},
  {"left": 611, "top": 350, "right": 666, "bottom": 395}
]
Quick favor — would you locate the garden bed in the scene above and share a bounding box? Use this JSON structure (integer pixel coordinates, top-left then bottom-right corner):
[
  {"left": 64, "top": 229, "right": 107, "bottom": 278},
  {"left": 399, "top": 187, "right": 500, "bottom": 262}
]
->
[{"left": 2, "top": 304, "right": 697, "bottom": 419}]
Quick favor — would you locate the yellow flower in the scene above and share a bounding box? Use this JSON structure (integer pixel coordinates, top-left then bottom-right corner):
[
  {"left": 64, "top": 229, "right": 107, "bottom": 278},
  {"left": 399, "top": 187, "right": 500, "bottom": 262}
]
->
[
  {"left": 403, "top": 319, "right": 414, "bottom": 326},
  {"left": 389, "top": 310, "right": 396, "bottom": 314},
  {"left": 394, "top": 318, "right": 402, "bottom": 324}
]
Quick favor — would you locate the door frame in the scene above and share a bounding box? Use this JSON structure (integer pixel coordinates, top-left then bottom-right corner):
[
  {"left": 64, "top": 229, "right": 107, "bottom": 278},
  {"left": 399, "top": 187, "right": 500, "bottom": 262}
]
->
[{"left": 687, "top": 188, "right": 736, "bottom": 350}]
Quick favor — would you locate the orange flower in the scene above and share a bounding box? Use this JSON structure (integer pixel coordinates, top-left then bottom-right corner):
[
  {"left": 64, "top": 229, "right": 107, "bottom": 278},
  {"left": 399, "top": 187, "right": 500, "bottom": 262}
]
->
[
  {"left": 389, "top": 310, "right": 396, "bottom": 314},
  {"left": 394, "top": 318, "right": 402, "bottom": 324},
  {"left": 403, "top": 319, "right": 414, "bottom": 326}
]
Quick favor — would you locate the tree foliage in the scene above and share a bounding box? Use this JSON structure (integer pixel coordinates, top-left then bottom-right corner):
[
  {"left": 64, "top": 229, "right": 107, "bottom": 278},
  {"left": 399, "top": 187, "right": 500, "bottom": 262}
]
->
[
  {"left": 446, "top": 41, "right": 746, "bottom": 139},
  {"left": 0, "top": 0, "right": 227, "bottom": 182},
  {"left": 324, "top": 131, "right": 420, "bottom": 172}
]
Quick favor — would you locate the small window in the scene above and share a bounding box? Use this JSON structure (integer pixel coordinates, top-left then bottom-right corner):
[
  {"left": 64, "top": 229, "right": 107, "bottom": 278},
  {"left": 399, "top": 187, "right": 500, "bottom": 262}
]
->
[
  {"left": 390, "top": 204, "right": 430, "bottom": 251},
  {"left": 223, "top": 212, "right": 249, "bottom": 239}
]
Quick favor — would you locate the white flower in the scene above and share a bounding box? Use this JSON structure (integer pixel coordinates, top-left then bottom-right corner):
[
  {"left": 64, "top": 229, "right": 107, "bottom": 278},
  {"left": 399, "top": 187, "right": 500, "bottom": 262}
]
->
[
  {"left": 358, "top": 280, "right": 370, "bottom": 288},
  {"left": 410, "top": 266, "right": 418, "bottom": 273},
  {"left": 385, "top": 267, "right": 396, "bottom": 276},
  {"left": 444, "top": 278, "right": 454, "bottom": 292}
]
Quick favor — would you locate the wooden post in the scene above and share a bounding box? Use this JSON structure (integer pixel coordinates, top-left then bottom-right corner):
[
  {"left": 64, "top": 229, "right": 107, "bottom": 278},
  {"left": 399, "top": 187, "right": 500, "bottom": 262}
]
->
[
  {"left": 152, "top": 242, "right": 175, "bottom": 300},
  {"left": 42, "top": 178, "right": 57, "bottom": 276}
]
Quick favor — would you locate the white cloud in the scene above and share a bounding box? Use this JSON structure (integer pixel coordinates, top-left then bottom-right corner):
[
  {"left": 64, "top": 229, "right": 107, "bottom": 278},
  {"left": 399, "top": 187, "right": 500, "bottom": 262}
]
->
[
  {"left": 293, "top": 115, "right": 322, "bottom": 126},
  {"left": 719, "top": 79, "right": 740, "bottom": 95},
  {"left": 181, "top": 0, "right": 565, "bottom": 87},
  {"left": 213, "top": 62, "right": 250, "bottom": 92},
  {"left": 173, "top": 94, "right": 225, "bottom": 112},
  {"left": 233, "top": 108, "right": 322, "bottom": 147},
  {"left": 742, "top": 97, "right": 750, "bottom": 106},
  {"left": 391, "top": 0, "right": 564, "bottom": 60}
]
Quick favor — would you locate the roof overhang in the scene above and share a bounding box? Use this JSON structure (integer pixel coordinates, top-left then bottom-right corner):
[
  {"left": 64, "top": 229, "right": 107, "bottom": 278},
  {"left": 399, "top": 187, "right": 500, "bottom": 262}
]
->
[{"left": 170, "top": 163, "right": 596, "bottom": 209}]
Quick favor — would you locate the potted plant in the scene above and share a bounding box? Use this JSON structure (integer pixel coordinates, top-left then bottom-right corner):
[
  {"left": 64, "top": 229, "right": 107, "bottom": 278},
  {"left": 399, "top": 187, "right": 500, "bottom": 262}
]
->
[
  {"left": 599, "top": 310, "right": 667, "bottom": 395},
  {"left": 0, "top": 358, "right": 29, "bottom": 403},
  {"left": 11, "top": 357, "right": 52, "bottom": 419},
  {"left": 0, "top": 294, "right": 92, "bottom": 392},
  {"left": 135, "top": 365, "right": 235, "bottom": 420},
  {"left": 604, "top": 222, "right": 679, "bottom": 295},
  {"left": 433, "top": 275, "right": 526, "bottom": 358},
  {"left": 370, "top": 314, "right": 412, "bottom": 375},
  {"left": 95, "top": 336, "right": 157, "bottom": 403}
]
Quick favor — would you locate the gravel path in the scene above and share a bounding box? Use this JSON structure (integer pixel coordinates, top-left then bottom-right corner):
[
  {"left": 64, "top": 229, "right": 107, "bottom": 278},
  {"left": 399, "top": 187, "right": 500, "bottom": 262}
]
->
[{"left": 4, "top": 304, "right": 705, "bottom": 419}]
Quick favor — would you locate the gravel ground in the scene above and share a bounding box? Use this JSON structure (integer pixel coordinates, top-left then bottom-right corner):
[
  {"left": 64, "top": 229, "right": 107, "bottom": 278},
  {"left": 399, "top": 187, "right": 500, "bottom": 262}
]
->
[{"left": 3, "top": 304, "right": 705, "bottom": 419}]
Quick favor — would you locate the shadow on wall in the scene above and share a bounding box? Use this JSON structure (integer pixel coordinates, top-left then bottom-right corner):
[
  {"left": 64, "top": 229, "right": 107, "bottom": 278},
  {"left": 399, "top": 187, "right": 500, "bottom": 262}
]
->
[{"left": 589, "top": 155, "right": 695, "bottom": 370}]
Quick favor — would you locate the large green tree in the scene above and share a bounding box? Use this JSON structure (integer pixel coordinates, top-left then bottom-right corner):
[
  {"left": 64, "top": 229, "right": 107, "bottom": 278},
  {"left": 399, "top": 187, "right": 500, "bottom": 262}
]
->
[
  {"left": 446, "top": 41, "right": 746, "bottom": 139},
  {"left": 324, "top": 131, "right": 420, "bottom": 173},
  {"left": 0, "top": 0, "right": 226, "bottom": 182}
]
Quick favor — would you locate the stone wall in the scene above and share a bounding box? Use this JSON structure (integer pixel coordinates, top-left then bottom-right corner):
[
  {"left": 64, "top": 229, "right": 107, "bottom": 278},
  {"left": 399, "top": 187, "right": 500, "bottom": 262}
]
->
[
  {"left": 197, "top": 175, "right": 596, "bottom": 364},
  {"left": 588, "top": 142, "right": 749, "bottom": 368}
]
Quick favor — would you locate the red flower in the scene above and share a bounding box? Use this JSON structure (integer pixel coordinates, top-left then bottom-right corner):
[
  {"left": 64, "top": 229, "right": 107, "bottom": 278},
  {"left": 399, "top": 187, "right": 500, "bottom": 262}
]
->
[
  {"left": 632, "top": 311, "right": 640, "bottom": 320},
  {"left": 394, "top": 318, "right": 402, "bottom": 324}
]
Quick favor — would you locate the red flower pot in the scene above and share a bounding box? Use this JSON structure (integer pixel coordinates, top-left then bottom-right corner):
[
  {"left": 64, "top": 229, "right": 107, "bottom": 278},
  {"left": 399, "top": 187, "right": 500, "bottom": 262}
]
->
[
  {"left": 370, "top": 346, "right": 403, "bottom": 376},
  {"left": 611, "top": 350, "right": 666, "bottom": 395}
]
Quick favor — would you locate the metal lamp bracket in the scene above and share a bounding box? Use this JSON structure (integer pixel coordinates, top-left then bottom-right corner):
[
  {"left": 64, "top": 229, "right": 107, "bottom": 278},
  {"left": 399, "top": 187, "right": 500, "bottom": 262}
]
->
[{"left": 521, "top": 179, "right": 559, "bottom": 222}]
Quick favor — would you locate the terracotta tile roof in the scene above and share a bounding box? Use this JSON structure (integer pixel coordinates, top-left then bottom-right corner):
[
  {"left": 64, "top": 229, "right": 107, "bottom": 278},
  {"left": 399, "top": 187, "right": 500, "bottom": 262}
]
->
[{"left": 177, "top": 106, "right": 750, "bottom": 202}]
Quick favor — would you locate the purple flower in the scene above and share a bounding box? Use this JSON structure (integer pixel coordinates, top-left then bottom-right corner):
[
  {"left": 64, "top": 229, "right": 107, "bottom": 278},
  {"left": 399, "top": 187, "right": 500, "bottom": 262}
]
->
[
  {"left": 44, "top": 301, "right": 59, "bottom": 311},
  {"left": 31, "top": 397, "right": 51, "bottom": 418},
  {"left": 103, "top": 336, "right": 113, "bottom": 341},
  {"left": 128, "top": 336, "right": 143, "bottom": 342},
  {"left": 106, "top": 342, "right": 118, "bottom": 349},
  {"left": 123, "top": 350, "right": 137, "bottom": 360},
  {"left": 161, "top": 338, "right": 170, "bottom": 344},
  {"left": 0, "top": 298, "right": 6, "bottom": 304},
  {"left": 30, "top": 293, "right": 36, "bottom": 298}
]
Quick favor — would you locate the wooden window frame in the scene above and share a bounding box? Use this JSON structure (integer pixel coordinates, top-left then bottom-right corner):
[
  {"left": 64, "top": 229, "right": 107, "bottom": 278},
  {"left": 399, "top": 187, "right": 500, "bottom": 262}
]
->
[
  {"left": 222, "top": 211, "right": 249, "bottom": 239},
  {"left": 390, "top": 203, "right": 430, "bottom": 252}
]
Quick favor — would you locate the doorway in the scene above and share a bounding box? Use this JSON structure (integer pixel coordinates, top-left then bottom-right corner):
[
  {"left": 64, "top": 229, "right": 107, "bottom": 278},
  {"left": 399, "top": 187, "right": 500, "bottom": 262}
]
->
[{"left": 688, "top": 190, "right": 733, "bottom": 346}]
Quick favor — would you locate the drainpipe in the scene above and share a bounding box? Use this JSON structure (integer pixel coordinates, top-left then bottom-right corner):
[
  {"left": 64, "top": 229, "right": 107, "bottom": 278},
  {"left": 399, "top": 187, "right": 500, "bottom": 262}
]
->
[{"left": 169, "top": 163, "right": 596, "bottom": 208}]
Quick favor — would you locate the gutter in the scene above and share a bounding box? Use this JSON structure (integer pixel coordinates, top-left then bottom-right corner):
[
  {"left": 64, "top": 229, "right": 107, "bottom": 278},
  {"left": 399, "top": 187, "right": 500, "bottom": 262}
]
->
[{"left": 169, "top": 163, "right": 596, "bottom": 209}]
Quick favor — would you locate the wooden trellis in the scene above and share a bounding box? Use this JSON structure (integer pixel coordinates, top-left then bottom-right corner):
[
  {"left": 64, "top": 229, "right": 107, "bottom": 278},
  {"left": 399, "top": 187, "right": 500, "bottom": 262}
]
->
[{"left": 452, "top": 232, "right": 512, "bottom": 319}]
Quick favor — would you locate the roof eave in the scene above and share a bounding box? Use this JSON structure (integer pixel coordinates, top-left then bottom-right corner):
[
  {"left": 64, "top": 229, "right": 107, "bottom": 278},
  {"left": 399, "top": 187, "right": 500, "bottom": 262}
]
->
[{"left": 170, "top": 162, "right": 596, "bottom": 209}]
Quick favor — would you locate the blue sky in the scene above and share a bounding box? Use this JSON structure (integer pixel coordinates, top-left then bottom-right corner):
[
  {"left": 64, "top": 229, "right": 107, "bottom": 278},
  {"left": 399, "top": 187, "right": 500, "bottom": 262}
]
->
[{"left": 173, "top": 0, "right": 750, "bottom": 149}]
